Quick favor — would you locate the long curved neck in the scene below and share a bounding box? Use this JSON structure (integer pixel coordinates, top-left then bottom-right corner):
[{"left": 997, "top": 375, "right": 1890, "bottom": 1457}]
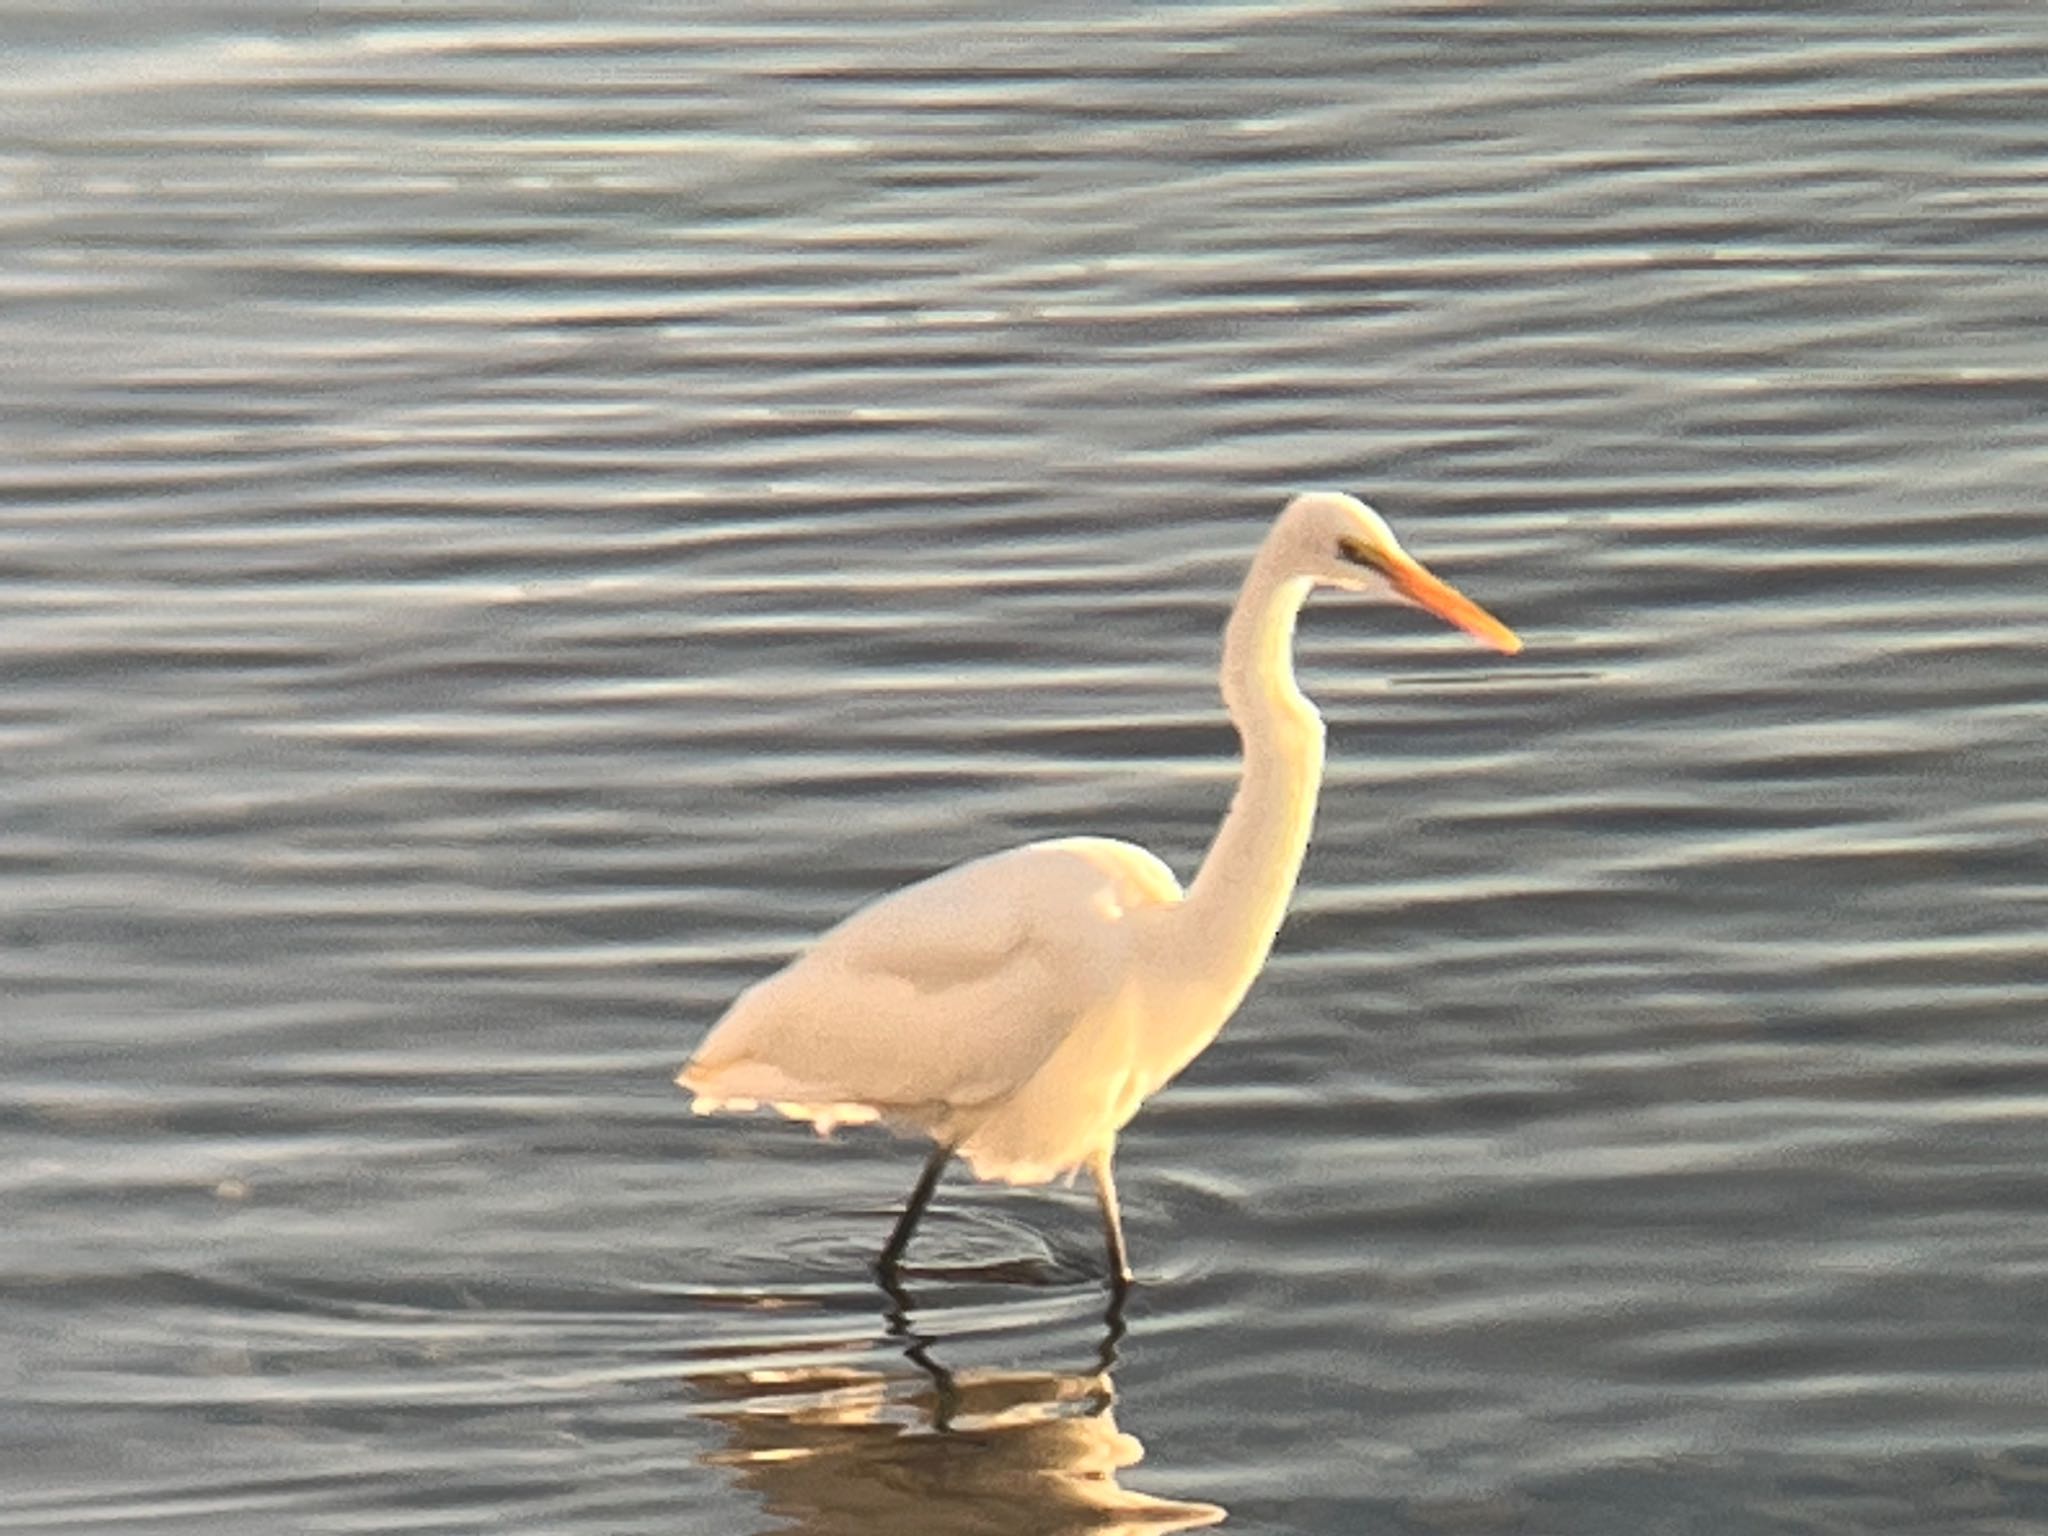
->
[{"left": 1158, "top": 546, "right": 1325, "bottom": 1034}]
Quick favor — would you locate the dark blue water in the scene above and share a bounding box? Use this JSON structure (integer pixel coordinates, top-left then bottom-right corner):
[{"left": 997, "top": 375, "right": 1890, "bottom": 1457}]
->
[{"left": 5, "top": 4, "right": 2048, "bottom": 1532}]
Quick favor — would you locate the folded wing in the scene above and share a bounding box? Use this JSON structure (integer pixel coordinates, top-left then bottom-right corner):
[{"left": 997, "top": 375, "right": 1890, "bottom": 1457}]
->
[{"left": 680, "top": 838, "right": 1182, "bottom": 1130}]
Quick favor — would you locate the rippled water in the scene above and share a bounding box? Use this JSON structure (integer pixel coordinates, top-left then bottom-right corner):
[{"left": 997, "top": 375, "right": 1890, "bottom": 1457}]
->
[{"left": 6, "top": 4, "right": 2048, "bottom": 1532}]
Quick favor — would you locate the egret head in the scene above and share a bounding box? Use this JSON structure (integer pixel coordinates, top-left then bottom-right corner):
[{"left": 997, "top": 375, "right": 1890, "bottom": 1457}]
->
[{"left": 1280, "top": 491, "right": 1521, "bottom": 655}]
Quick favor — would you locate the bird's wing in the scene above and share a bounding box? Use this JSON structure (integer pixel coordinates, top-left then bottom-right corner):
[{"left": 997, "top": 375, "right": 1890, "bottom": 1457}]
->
[{"left": 684, "top": 839, "right": 1178, "bottom": 1116}]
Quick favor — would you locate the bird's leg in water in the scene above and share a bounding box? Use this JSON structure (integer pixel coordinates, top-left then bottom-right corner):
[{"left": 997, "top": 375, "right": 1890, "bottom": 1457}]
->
[
  {"left": 878, "top": 1142, "right": 953, "bottom": 1272},
  {"left": 1089, "top": 1147, "right": 1134, "bottom": 1288}
]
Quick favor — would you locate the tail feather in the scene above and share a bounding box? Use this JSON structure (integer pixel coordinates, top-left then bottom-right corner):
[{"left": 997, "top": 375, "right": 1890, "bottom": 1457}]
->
[{"left": 678, "top": 1055, "right": 886, "bottom": 1138}]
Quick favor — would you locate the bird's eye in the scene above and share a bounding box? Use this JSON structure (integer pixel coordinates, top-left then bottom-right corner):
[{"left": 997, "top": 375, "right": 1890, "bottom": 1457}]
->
[{"left": 1337, "top": 536, "right": 1386, "bottom": 571}]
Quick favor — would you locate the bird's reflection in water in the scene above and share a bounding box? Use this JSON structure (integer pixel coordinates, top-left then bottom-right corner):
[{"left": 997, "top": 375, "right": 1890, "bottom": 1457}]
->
[{"left": 688, "top": 1277, "right": 1222, "bottom": 1535}]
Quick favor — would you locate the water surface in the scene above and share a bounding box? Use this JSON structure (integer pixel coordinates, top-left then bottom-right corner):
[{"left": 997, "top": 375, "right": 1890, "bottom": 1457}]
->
[{"left": 5, "top": 4, "right": 2048, "bottom": 1532}]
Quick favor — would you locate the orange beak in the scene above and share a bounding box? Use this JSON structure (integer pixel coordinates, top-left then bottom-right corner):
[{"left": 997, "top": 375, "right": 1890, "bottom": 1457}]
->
[{"left": 1383, "top": 552, "right": 1523, "bottom": 655}]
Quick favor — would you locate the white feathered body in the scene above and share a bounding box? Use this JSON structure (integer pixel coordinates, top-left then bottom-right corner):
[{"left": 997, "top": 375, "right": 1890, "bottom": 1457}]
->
[
  {"left": 676, "top": 494, "right": 1520, "bottom": 1273},
  {"left": 680, "top": 836, "right": 1198, "bottom": 1184}
]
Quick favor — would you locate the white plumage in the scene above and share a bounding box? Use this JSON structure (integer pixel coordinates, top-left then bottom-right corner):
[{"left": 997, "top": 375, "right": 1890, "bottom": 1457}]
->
[
  {"left": 688, "top": 837, "right": 1180, "bottom": 1177},
  {"left": 680, "top": 492, "right": 1521, "bottom": 1283}
]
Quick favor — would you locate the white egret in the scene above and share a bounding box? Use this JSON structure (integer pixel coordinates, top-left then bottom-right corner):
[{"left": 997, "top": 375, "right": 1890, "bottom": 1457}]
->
[{"left": 680, "top": 492, "right": 1521, "bottom": 1284}]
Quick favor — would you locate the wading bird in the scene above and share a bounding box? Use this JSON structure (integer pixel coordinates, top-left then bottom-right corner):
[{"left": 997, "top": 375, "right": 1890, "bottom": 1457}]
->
[{"left": 680, "top": 493, "right": 1520, "bottom": 1285}]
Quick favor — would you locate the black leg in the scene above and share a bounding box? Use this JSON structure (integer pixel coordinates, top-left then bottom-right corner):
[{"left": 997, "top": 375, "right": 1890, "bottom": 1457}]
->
[
  {"left": 1088, "top": 1146, "right": 1134, "bottom": 1289},
  {"left": 878, "top": 1142, "right": 953, "bottom": 1273}
]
